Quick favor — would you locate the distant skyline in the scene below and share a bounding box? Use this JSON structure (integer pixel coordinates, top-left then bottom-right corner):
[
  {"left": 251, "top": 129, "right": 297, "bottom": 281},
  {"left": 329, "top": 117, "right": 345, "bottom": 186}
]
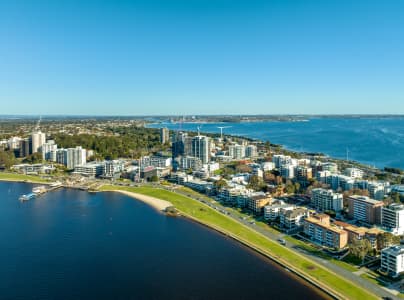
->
[{"left": 1, "top": 0, "right": 404, "bottom": 115}]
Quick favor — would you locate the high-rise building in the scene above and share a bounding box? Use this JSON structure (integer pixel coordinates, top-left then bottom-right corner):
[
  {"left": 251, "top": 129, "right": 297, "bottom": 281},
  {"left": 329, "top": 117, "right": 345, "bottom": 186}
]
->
[
  {"left": 160, "top": 127, "right": 170, "bottom": 144},
  {"left": 311, "top": 188, "right": 343, "bottom": 212},
  {"left": 56, "top": 147, "right": 86, "bottom": 169},
  {"left": 191, "top": 135, "right": 210, "bottom": 164},
  {"left": 19, "top": 138, "right": 31, "bottom": 158},
  {"left": 245, "top": 145, "right": 258, "bottom": 158},
  {"left": 172, "top": 132, "right": 188, "bottom": 158},
  {"left": 31, "top": 131, "right": 46, "bottom": 154},
  {"left": 228, "top": 144, "right": 245, "bottom": 160},
  {"left": 41, "top": 140, "right": 58, "bottom": 161},
  {"left": 8, "top": 137, "right": 22, "bottom": 150}
]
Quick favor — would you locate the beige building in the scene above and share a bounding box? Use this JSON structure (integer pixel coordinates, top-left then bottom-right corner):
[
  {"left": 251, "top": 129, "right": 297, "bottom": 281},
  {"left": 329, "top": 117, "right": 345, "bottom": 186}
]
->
[{"left": 303, "top": 214, "right": 348, "bottom": 249}]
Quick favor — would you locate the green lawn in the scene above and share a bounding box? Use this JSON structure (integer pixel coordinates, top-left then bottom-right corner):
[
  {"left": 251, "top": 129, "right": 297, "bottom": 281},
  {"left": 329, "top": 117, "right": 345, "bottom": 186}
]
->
[
  {"left": 99, "top": 184, "right": 377, "bottom": 300},
  {"left": 0, "top": 172, "right": 50, "bottom": 184}
]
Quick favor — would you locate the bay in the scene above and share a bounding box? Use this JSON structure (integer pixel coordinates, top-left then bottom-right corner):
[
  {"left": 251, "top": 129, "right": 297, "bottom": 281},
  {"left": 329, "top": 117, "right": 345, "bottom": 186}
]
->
[{"left": 149, "top": 117, "right": 404, "bottom": 169}]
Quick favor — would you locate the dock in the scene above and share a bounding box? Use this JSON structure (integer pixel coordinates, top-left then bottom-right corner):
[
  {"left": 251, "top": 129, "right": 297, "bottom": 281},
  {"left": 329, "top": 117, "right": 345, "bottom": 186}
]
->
[{"left": 18, "top": 182, "right": 63, "bottom": 201}]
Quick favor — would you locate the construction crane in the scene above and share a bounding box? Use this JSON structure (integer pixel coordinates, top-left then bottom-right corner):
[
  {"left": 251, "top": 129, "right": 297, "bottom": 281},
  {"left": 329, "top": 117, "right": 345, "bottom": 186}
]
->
[
  {"left": 217, "top": 126, "right": 232, "bottom": 140},
  {"left": 197, "top": 124, "right": 203, "bottom": 136}
]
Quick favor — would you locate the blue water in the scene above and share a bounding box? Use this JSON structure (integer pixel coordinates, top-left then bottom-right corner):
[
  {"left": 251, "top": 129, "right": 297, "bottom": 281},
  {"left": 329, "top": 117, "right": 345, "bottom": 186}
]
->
[
  {"left": 0, "top": 182, "right": 327, "bottom": 299},
  {"left": 150, "top": 117, "right": 404, "bottom": 169}
]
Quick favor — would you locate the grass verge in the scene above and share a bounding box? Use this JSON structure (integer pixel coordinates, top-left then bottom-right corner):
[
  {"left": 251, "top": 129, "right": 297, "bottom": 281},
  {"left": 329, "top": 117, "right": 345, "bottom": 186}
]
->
[{"left": 0, "top": 172, "right": 50, "bottom": 184}]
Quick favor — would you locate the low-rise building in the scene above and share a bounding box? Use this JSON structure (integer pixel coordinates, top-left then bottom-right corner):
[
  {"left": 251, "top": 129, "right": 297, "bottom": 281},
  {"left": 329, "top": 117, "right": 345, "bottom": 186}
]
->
[
  {"left": 382, "top": 203, "right": 404, "bottom": 236},
  {"left": 280, "top": 207, "right": 308, "bottom": 231},
  {"left": 381, "top": 245, "right": 404, "bottom": 278},
  {"left": 344, "top": 167, "right": 364, "bottom": 179},
  {"left": 248, "top": 193, "right": 271, "bottom": 215},
  {"left": 303, "top": 214, "right": 348, "bottom": 249},
  {"left": 74, "top": 162, "right": 105, "bottom": 178},
  {"left": 264, "top": 203, "right": 295, "bottom": 221}
]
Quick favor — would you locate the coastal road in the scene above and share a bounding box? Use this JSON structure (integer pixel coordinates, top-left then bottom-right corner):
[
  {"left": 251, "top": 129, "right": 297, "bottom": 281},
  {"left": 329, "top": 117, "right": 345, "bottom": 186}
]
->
[{"left": 169, "top": 186, "right": 399, "bottom": 300}]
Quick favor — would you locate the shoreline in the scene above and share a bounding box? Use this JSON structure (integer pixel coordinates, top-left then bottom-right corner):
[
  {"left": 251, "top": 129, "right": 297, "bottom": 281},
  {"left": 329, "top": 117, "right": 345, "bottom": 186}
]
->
[
  {"left": 147, "top": 122, "right": 397, "bottom": 170},
  {"left": 102, "top": 189, "right": 173, "bottom": 212}
]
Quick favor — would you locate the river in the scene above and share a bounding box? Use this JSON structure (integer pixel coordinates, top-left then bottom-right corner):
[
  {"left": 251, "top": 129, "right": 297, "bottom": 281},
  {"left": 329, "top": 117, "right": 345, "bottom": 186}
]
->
[{"left": 0, "top": 182, "right": 329, "bottom": 299}]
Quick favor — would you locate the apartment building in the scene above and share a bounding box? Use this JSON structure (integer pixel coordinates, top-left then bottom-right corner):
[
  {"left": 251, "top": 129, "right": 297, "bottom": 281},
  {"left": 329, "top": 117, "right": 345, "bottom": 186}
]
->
[
  {"left": 303, "top": 214, "right": 348, "bottom": 249},
  {"left": 347, "top": 195, "right": 384, "bottom": 225}
]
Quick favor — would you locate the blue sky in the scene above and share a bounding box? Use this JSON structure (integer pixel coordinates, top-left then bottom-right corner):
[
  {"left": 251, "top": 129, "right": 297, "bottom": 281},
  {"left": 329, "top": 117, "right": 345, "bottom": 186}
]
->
[{"left": 1, "top": 0, "right": 403, "bottom": 115}]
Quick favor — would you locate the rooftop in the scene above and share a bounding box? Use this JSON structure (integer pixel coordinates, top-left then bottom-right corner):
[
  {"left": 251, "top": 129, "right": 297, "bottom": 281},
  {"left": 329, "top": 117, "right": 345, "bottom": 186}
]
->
[{"left": 348, "top": 195, "right": 384, "bottom": 205}]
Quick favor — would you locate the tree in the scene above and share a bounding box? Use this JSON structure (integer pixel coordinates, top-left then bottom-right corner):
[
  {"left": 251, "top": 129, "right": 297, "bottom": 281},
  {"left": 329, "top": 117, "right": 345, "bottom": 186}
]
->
[
  {"left": 285, "top": 180, "right": 295, "bottom": 194},
  {"left": 377, "top": 232, "right": 401, "bottom": 250},
  {"left": 247, "top": 175, "right": 261, "bottom": 191},
  {"left": 23, "top": 152, "right": 43, "bottom": 164},
  {"left": 349, "top": 237, "right": 372, "bottom": 263},
  {"left": 214, "top": 179, "right": 228, "bottom": 192},
  {"left": 150, "top": 175, "right": 159, "bottom": 182},
  {"left": 0, "top": 150, "right": 16, "bottom": 169}
]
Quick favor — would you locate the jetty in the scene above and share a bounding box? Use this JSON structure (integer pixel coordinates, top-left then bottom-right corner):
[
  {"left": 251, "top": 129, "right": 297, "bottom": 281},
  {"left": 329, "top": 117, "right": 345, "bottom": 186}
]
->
[{"left": 18, "top": 181, "right": 62, "bottom": 201}]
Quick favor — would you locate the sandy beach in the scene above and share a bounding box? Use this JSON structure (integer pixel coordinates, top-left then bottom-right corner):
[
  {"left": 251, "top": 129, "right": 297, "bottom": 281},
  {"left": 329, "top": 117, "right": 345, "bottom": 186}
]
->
[{"left": 109, "top": 190, "right": 173, "bottom": 211}]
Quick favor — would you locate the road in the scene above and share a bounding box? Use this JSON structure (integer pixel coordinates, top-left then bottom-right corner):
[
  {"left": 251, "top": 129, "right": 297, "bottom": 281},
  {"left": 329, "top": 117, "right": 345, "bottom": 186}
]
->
[{"left": 169, "top": 186, "right": 399, "bottom": 300}]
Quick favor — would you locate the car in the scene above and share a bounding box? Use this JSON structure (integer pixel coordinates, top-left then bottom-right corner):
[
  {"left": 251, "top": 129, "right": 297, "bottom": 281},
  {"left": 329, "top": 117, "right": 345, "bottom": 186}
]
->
[{"left": 278, "top": 238, "right": 286, "bottom": 245}]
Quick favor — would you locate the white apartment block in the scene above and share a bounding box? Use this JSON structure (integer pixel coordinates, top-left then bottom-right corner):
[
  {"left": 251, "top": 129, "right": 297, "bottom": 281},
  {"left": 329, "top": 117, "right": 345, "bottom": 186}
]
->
[
  {"left": 381, "top": 245, "right": 404, "bottom": 277},
  {"left": 382, "top": 204, "right": 404, "bottom": 235},
  {"left": 344, "top": 167, "right": 364, "bottom": 179},
  {"left": 311, "top": 188, "right": 343, "bottom": 212}
]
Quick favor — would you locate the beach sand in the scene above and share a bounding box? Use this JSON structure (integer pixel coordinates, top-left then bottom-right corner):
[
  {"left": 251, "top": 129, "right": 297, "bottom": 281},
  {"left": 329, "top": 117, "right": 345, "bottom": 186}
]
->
[{"left": 110, "top": 190, "right": 173, "bottom": 211}]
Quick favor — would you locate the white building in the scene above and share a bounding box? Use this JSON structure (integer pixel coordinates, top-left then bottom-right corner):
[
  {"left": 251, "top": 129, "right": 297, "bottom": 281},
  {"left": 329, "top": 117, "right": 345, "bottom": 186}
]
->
[
  {"left": 41, "top": 140, "right": 57, "bottom": 161},
  {"left": 160, "top": 127, "right": 170, "bottom": 144},
  {"left": 368, "top": 182, "right": 389, "bottom": 200},
  {"left": 56, "top": 147, "right": 86, "bottom": 169},
  {"left": 381, "top": 245, "right": 404, "bottom": 277},
  {"left": 141, "top": 156, "right": 172, "bottom": 168},
  {"left": 344, "top": 168, "right": 364, "bottom": 179},
  {"left": 262, "top": 162, "right": 275, "bottom": 171},
  {"left": 311, "top": 188, "right": 343, "bottom": 212},
  {"left": 316, "top": 170, "right": 332, "bottom": 184},
  {"left": 228, "top": 144, "right": 245, "bottom": 160},
  {"left": 180, "top": 156, "right": 202, "bottom": 171},
  {"left": 104, "top": 160, "right": 125, "bottom": 178},
  {"left": 31, "top": 131, "right": 46, "bottom": 154},
  {"left": 245, "top": 145, "right": 258, "bottom": 158},
  {"left": 322, "top": 162, "right": 338, "bottom": 173},
  {"left": 273, "top": 155, "right": 293, "bottom": 168},
  {"left": 191, "top": 135, "right": 210, "bottom": 164},
  {"left": 382, "top": 204, "right": 404, "bottom": 235},
  {"left": 7, "top": 137, "right": 22, "bottom": 150},
  {"left": 74, "top": 162, "right": 105, "bottom": 178},
  {"left": 280, "top": 164, "right": 295, "bottom": 179},
  {"left": 264, "top": 203, "right": 295, "bottom": 221}
]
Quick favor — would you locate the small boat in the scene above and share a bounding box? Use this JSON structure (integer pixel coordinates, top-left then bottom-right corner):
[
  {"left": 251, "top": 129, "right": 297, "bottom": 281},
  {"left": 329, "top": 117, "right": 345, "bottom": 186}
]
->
[
  {"left": 33, "top": 186, "right": 47, "bottom": 194},
  {"left": 19, "top": 193, "right": 36, "bottom": 201}
]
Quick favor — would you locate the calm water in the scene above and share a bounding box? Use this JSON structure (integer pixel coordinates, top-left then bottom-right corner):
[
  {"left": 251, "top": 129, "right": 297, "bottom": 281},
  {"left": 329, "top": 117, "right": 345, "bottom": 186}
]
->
[
  {"left": 0, "top": 182, "right": 328, "bottom": 300},
  {"left": 150, "top": 117, "right": 404, "bottom": 169}
]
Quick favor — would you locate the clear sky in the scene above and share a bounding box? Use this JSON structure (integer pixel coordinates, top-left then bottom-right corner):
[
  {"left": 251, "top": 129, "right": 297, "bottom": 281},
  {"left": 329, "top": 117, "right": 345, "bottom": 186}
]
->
[{"left": 1, "top": 0, "right": 403, "bottom": 115}]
